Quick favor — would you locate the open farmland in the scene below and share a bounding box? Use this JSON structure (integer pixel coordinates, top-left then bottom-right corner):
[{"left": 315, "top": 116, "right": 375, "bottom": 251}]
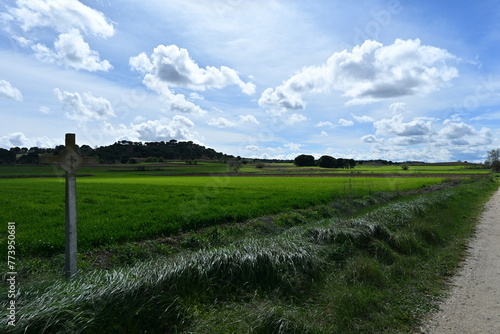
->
[
  {"left": 0, "top": 167, "right": 446, "bottom": 257},
  {"left": 0, "top": 162, "right": 497, "bottom": 333}
]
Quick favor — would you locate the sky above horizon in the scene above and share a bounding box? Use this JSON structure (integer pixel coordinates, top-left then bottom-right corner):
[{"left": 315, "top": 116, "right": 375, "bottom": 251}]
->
[{"left": 1, "top": 0, "right": 500, "bottom": 162}]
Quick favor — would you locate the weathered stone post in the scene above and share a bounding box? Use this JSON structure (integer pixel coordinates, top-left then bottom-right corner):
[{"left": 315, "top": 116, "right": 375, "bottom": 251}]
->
[
  {"left": 40, "top": 133, "right": 97, "bottom": 279},
  {"left": 59, "top": 134, "right": 83, "bottom": 278}
]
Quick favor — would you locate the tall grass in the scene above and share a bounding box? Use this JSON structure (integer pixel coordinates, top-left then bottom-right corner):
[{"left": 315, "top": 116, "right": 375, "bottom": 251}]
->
[
  {"left": 2, "top": 239, "right": 319, "bottom": 333},
  {"left": 2, "top": 177, "right": 497, "bottom": 332}
]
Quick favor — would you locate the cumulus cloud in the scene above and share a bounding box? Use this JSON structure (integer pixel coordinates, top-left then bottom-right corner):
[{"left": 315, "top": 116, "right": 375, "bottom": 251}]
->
[
  {"left": 316, "top": 121, "right": 334, "bottom": 127},
  {"left": 238, "top": 114, "right": 259, "bottom": 125},
  {"left": 0, "top": 132, "right": 61, "bottom": 148},
  {"left": 131, "top": 116, "right": 196, "bottom": 142},
  {"left": 0, "top": 80, "right": 23, "bottom": 101},
  {"left": 102, "top": 116, "right": 198, "bottom": 143},
  {"left": 208, "top": 117, "right": 237, "bottom": 128},
  {"left": 208, "top": 114, "right": 260, "bottom": 127},
  {"left": 353, "top": 115, "right": 374, "bottom": 123},
  {"left": 39, "top": 106, "right": 50, "bottom": 114},
  {"left": 4, "top": 0, "right": 114, "bottom": 71},
  {"left": 388, "top": 136, "right": 430, "bottom": 146},
  {"left": 259, "top": 39, "right": 458, "bottom": 111},
  {"left": 374, "top": 114, "right": 432, "bottom": 137},
  {"left": 361, "top": 134, "right": 379, "bottom": 143},
  {"left": 284, "top": 143, "right": 304, "bottom": 151},
  {"left": 285, "top": 113, "right": 307, "bottom": 125},
  {"left": 4, "top": 0, "right": 114, "bottom": 37},
  {"left": 245, "top": 145, "right": 259, "bottom": 151},
  {"left": 189, "top": 92, "right": 204, "bottom": 100},
  {"left": 438, "top": 122, "right": 475, "bottom": 139},
  {"left": 339, "top": 119, "right": 354, "bottom": 126},
  {"left": 130, "top": 44, "right": 257, "bottom": 115},
  {"left": 438, "top": 122, "right": 493, "bottom": 147},
  {"left": 34, "top": 29, "right": 112, "bottom": 71},
  {"left": 130, "top": 44, "right": 256, "bottom": 94},
  {"left": 54, "top": 88, "right": 115, "bottom": 123},
  {"left": 389, "top": 102, "right": 408, "bottom": 115}
]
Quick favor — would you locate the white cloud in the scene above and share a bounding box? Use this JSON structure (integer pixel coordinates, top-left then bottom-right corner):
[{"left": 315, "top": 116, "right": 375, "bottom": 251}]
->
[
  {"left": 208, "top": 114, "right": 259, "bottom": 128},
  {"left": 389, "top": 102, "right": 408, "bottom": 115},
  {"left": 130, "top": 44, "right": 258, "bottom": 115},
  {"left": 4, "top": 0, "right": 114, "bottom": 37},
  {"left": 388, "top": 136, "right": 430, "bottom": 146},
  {"left": 315, "top": 121, "right": 334, "bottom": 127},
  {"left": 285, "top": 113, "right": 307, "bottom": 125},
  {"left": 321, "top": 131, "right": 328, "bottom": 136},
  {"left": 369, "top": 144, "right": 454, "bottom": 163},
  {"left": 238, "top": 114, "right": 259, "bottom": 125},
  {"left": 34, "top": 29, "right": 112, "bottom": 71},
  {"left": 4, "top": 0, "right": 114, "bottom": 71},
  {"left": 131, "top": 116, "right": 196, "bottom": 142},
  {"left": 284, "top": 143, "right": 304, "bottom": 151},
  {"left": 130, "top": 44, "right": 255, "bottom": 94},
  {"left": 39, "top": 106, "right": 50, "bottom": 114},
  {"left": 353, "top": 115, "right": 374, "bottom": 123},
  {"left": 0, "top": 132, "right": 61, "bottom": 148},
  {"left": 0, "top": 80, "right": 23, "bottom": 101},
  {"left": 103, "top": 116, "right": 198, "bottom": 143},
  {"left": 54, "top": 88, "right": 115, "bottom": 123},
  {"left": 245, "top": 145, "right": 259, "bottom": 151},
  {"left": 437, "top": 122, "right": 492, "bottom": 147},
  {"left": 259, "top": 39, "right": 458, "bottom": 111},
  {"left": 374, "top": 114, "right": 432, "bottom": 137},
  {"left": 361, "top": 134, "right": 379, "bottom": 143},
  {"left": 338, "top": 118, "right": 354, "bottom": 126},
  {"left": 208, "top": 117, "right": 237, "bottom": 128},
  {"left": 189, "top": 92, "right": 204, "bottom": 100},
  {"left": 438, "top": 122, "right": 475, "bottom": 139}
]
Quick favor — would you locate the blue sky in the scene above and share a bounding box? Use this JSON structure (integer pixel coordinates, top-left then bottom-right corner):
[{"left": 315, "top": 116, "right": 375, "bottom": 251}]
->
[{"left": 1, "top": 0, "right": 499, "bottom": 162}]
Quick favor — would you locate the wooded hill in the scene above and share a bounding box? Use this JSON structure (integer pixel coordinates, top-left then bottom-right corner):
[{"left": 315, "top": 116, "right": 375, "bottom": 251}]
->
[{"left": 0, "top": 140, "right": 235, "bottom": 164}]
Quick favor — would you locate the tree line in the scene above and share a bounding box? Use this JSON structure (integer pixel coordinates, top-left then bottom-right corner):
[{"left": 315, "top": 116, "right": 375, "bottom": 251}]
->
[
  {"left": 294, "top": 154, "right": 357, "bottom": 169},
  {"left": 0, "top": 140, "right": 234, "bottom": 164}
]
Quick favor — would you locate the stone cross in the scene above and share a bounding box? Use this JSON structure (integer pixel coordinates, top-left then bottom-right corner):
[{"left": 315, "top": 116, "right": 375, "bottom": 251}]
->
[{"left": 40, "top": 133, "right": 97, "bottom": 278}]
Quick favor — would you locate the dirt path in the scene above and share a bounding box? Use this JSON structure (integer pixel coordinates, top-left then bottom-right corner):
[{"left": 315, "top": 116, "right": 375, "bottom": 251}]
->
[{"left": 421, "top": 187, "right": 500, "bottom": 333}]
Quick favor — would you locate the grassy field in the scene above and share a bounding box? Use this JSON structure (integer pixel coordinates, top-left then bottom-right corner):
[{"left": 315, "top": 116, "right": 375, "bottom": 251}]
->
[
  {"left": 0, "top": 162, "right": 497, "bottom": 333},
  {"left": 0, "top": 171, "right": 445, "bottom": 258},
  {"left": 1, "top": 174, "right": 498, "bottom": 333},
  {"left": 0, "top": 161, "right": 490, "bottom": 177}
]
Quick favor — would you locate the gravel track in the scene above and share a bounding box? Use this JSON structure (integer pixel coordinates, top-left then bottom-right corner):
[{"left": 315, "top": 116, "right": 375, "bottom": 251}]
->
[{"left": 421, "top": 187, "right": 500, "bottom": 333}]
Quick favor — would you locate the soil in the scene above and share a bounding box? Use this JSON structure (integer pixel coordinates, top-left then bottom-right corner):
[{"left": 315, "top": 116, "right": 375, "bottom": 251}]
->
[{"left": 421, "top": 187, "right": 500, "bottom": 333}]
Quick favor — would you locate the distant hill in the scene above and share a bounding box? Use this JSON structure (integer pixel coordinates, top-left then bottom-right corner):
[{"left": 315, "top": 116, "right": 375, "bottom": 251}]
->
[
  {"left": 93, "top": 140, "right": 233, "bottom": 163},
  {"left": 3, "top": 140, "right": 235, "bottom": 164}
]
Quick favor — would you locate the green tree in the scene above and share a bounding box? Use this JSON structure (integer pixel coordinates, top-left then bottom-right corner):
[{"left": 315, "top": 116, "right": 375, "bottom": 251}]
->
[
  {"left": 294, "top": 154, "right": 315, "bottom": 167},
  {"left": 0, "top": 148, "right": 16, "bottom": 164},
  {"left": 120, "top": 156, "right": 130, "bottom": 164},
  {"left": 318, "top": 155, "right": 336, "bottom": 168},
  {"left": 485, "top": 148, "right": 500, "bottom": 172},
  {"left": 348, "top": 159, "right": 356, "bottom": 169}
]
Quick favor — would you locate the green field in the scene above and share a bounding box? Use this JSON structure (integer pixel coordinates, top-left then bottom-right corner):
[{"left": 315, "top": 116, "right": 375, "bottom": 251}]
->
[
  {"left": 0, "top": 171, "right": 445, "bottom": 258},
  {"left": 0, "top": 162, "right": 498, "bottom": 333},
  {"left": 0, "top": 161, "right": 490, "bottom": 177}
]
